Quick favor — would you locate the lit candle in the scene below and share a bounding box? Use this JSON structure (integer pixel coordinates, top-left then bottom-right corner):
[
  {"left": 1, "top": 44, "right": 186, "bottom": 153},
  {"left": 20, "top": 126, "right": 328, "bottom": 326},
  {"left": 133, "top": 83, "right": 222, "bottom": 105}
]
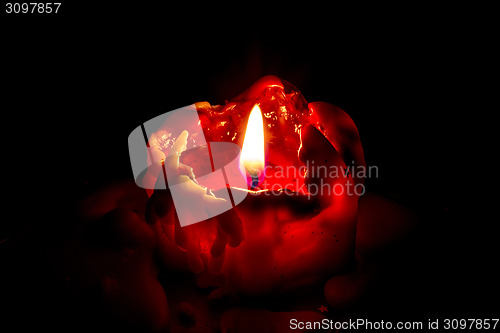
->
[
  {"left": 240, "top": 104, "right": 265, "bottom": 188},
  {"left": 140, "top": 75, "right": 364, "bottom": 296}
]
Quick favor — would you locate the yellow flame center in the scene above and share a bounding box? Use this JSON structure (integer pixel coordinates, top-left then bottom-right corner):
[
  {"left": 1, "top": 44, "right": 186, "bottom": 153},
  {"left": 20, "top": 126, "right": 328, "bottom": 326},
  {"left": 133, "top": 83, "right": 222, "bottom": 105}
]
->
[{"left": 240, "top": 104, "right": 265, "bottom": 174}]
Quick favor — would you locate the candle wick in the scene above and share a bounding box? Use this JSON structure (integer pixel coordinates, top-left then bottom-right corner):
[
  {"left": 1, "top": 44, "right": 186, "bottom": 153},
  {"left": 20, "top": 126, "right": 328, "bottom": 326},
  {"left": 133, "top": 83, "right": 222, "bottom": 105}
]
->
[{"left": 248, "top": 170, "right": 260, "bottom": 189}]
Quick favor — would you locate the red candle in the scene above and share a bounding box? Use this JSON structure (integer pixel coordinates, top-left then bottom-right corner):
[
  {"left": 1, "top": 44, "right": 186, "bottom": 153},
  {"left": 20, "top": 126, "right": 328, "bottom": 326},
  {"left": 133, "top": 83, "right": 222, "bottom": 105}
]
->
[{"left": 140, "top": 75, "right": 365, "bottom": 296}]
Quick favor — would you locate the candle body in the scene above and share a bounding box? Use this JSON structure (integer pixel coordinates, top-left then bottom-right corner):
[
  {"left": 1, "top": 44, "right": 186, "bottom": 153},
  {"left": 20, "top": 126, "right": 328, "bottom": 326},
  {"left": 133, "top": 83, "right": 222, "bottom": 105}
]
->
[{"left": 146, "top": 76, "right": 365, "bottom": 296}]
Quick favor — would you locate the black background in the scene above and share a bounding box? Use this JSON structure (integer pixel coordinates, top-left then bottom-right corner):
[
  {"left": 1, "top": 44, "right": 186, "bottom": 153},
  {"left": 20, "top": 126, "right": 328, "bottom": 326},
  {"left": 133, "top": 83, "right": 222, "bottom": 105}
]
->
[{"left": 1, "top": 3, "right": 497, "bottom": 331}]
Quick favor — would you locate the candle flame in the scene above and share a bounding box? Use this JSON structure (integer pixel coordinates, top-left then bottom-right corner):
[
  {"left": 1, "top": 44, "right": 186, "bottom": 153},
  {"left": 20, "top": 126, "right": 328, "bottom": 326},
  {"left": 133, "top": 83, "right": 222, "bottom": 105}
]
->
[{"left": 240, "top": 104, "right": 265, "bottom": 187}]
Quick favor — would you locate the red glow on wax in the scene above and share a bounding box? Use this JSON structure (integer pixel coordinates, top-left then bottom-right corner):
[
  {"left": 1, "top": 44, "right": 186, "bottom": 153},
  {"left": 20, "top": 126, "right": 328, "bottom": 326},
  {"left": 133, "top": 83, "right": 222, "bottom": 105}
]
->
[{"left": 194, "top": 76, "right": 310, "bottom": 192}]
